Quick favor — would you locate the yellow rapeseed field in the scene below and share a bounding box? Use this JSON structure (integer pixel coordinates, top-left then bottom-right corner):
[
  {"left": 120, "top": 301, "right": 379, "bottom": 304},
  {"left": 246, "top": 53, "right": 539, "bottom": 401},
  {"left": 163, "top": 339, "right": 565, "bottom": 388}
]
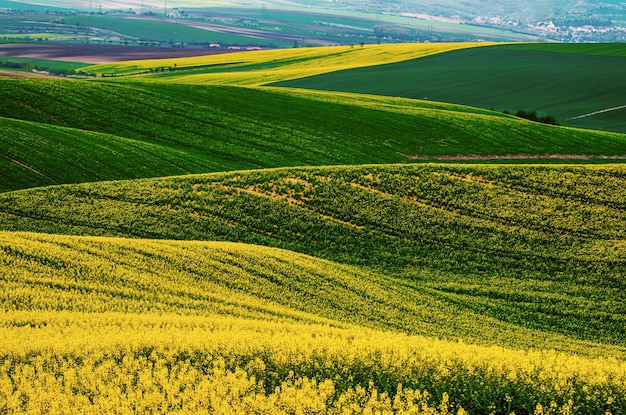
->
[
  {"left": 1, "top": 231, "right": 625, "bottom": 414},
  {"left": 81, "top": 43, "right": 490, "bottom": 85},
  {"left": 2, "top": 309, "right": 625, "bottom": 414}
]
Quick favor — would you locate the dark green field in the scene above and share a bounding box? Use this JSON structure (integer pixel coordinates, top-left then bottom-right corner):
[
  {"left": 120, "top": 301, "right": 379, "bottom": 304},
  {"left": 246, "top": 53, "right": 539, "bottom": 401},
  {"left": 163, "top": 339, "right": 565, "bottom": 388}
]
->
[
  {"left": 274, "top": 43, "right": 626, "bottom": 133},
  {"left": 3, "top": 77, "right": 625, "bottom": 192}
]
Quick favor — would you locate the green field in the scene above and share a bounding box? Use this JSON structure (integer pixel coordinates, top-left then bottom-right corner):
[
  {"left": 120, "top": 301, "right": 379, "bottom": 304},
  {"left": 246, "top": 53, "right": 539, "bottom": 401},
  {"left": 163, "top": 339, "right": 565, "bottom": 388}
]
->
[
  {"left": 1, "top": 42, "right": 626, "bottom": 414},
  {"left": 274, "top": 43, "right": 626, "bottom": 133},
  {"left": 63, "top": 15, "right": 279, "bottom": 46},
  {"left": 2, "top": 76, "right": 626, "bottom": 192},
  {"left": 0, "top": 57, "right": 88, "bottom": 73},
  {"left": 0, "top": 116, "right": 212, "bottom": 192}
]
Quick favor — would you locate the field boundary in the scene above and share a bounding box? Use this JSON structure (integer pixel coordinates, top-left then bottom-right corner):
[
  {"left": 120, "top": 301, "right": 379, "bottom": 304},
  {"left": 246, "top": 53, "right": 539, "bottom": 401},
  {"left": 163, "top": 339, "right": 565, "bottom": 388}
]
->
[{"left": 400, "top": 152, "right": 626, "bottom": 161}]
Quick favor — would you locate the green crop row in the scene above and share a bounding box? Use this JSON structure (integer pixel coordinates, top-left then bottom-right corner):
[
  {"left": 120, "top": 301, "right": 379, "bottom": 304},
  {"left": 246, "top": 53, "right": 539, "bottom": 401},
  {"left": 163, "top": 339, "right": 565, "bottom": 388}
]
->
[
  {"left": 0, "top": 116, "right": 211, "bottom": 192},
  {"left": 2, "top": 77, "right": 626, "bottom": 192}
]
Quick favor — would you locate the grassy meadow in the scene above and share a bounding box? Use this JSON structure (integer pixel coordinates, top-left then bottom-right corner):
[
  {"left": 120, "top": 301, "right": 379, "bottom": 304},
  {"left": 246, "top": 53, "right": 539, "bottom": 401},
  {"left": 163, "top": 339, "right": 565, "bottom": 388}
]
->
[{"left": 1, "top": 42, "right": 626, "bottom": 414}]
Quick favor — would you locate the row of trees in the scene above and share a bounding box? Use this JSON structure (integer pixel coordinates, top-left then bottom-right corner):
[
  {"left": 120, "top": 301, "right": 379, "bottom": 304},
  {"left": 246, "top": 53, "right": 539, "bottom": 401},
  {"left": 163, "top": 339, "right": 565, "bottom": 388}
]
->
[{"left": 0, "top": 60, "right": 76, "bottom": 76}]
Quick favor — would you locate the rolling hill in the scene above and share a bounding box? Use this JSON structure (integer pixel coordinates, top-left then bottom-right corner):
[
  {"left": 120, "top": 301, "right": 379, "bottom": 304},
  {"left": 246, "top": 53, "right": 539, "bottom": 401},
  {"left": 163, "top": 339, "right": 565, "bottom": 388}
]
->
[
  {"left": 273, "top": 43, "right": 626, "bottom": 133},
  {"left": 0, "top": 116, "right": 209, "bottom": 192},
  {"left": 2, "top": 164, "right": 626, "bottom": 413},
  {"left": 1, "top": 42, "right": 626, "bottom": 414},
  {"left": 2, "top": 164, "right": 625, "bottom": 350},
  {"left": 2, "top": 44, "right": 626, "bottom": 192},
  {"left": 2, "top": 228, "right": 625, "bottom": 413}
]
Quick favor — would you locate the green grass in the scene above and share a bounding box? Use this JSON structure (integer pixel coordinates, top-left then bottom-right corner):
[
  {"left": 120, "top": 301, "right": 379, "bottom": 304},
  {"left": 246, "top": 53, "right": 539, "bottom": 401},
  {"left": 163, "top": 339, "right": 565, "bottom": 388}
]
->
[
  {"left": 1, "top": 164, "right": 625, "bottom": 354},
  {"left": 1, "top": 76, "right": 626, "bottom": 192},
  {"left": 0, "top": 116, "right": 213, "bottom": 193},
  {"left": 273, "top": 43, "right": 626, "bottom": 133}
]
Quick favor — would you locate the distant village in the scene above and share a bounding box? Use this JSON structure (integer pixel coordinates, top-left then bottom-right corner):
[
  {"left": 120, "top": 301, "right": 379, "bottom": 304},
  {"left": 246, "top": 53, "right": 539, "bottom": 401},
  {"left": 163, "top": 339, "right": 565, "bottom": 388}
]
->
[{"left": 472, "top": 15, "right": 626, "bottom": 42}]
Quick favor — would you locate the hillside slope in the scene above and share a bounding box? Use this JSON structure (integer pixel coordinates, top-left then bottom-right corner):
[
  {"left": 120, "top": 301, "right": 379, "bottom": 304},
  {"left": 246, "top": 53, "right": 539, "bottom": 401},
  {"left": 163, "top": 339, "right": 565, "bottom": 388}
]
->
[
  {"left": 5, "top": 230, "right": 612, "bottom": 354},
  {"left": 3, "top": 231, "right": 626, "bottom": 414},
  {"left": 2, "top": 77, "right": 626, "bottom": 192},
  {"left": 273, "top": 43, "right": 626, "bottom": 133},
  {"left": 0, "top": 116, "right": 212, "bottom": 193},
  {"left": 1, "top": 164, "right": 625, "bottom": 352}
]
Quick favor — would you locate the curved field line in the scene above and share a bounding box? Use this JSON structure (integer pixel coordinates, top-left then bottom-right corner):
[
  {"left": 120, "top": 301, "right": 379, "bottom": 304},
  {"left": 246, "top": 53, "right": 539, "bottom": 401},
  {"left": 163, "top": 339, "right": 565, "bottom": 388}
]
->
[
  {"left": 567, "top": 105, "right": 626, "bottom": 120},
  {"left": 0, "top": 153, "right": 56, "bottom": 182}
]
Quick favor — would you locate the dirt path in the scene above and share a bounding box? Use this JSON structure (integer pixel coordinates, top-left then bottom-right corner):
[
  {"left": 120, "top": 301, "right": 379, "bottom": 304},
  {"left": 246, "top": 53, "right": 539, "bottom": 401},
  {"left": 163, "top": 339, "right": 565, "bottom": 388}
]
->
[
  {"left": 401, "top": 153, "right": 626, "bottom": 161},
  {"left": 566, "top": 105, "right": 626, "bottom": 121},
  {"left": 0, "top": 69, "right": 57, "bottom": 78}
]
